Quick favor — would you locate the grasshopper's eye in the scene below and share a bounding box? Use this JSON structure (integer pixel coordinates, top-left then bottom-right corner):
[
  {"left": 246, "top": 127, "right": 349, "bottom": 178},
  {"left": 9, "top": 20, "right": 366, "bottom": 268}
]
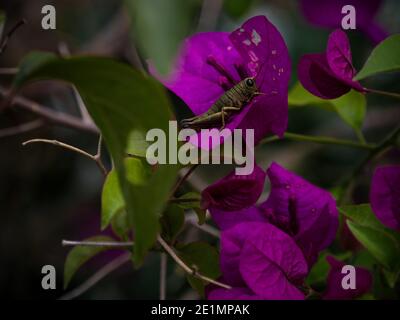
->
[{"left": 245, "top": 78, "right": 255, "bottom": 87}]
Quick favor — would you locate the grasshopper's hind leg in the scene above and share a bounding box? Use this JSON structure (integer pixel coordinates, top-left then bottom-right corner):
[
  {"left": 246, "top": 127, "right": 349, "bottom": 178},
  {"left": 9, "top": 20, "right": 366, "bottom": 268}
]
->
[
  {"left": 180, "top": 116, "right": 199, "bottom": 129},
  {"left": 180, "top": 111, "right": 227, "bottom": 130},
  {"left": 220, "top": 106, "right": 241, "bottom": 130},
  {"left": 180, "top": 106, "right": 241, "bottom": 130}
]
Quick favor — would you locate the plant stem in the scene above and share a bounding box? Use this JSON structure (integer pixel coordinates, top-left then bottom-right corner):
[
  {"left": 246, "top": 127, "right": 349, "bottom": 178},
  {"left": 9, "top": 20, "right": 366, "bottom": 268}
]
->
[
  {"left": 23, "top": 138, "right": 108, "bottom": 177},
  {"left": 338, "top": 124, "right": 400, "bottom": 204},
  {"left": 186, "top": 211, "right": 220, "bottom": 238},
  {"left": 0, "top": 119, "right": 44, "bottom": 138},
  {"left": 62, "top": 240, "right": 133, "bottom": 247},
  {"left": 168, "top": 197, "right": 200, "bottom": 204},
  {"left": 0, "top": 86, "right": 98, "bottom": 133},
  {"left": 169, "top": 164, "right": 200, "bottom": 198},
  {"left": 59, "top": 253, "right": 131, "bottom": 300},
  {"left": 0, "top": 68, "right": 19, "bottom": 75},
  {"left": 355, "top": 129, "right": 367, "bottom": 145},
  {"left": 0, "top": 19, "right": 27, "bottom": 54},
  {"left": 262, "top": 132, "right": 376, "bottom": 150},
  {"left": 367, "top": 88, "right": 400, "bottom": 100},
  {"left": 157, "top": 235, "right": 231, "bottom": 290},
  {"left": 159, "top": 253, "right": 167, "bottom": 300},
  {"left": 58, "top": 42, "right": 94, "bottom": 125}
]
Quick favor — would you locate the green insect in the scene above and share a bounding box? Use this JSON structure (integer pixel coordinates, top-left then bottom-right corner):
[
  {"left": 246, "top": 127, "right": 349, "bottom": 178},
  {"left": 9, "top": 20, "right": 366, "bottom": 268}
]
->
[{"left": 180, "top": 77, "right": 264, "bottom": 130}]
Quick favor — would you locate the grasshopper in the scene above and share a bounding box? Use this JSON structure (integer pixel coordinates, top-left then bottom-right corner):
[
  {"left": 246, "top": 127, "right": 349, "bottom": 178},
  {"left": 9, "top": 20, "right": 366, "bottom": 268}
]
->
[{"left": 180, "top": 77, "right": 264, "bottom": 130}]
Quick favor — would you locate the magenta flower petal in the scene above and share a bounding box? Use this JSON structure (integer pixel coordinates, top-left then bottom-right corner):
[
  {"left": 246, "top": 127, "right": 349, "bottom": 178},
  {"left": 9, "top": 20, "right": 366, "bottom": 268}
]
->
[
  {"left": 207, "top": 287, "right": 263, "bottom": 300},
  {"left": 220, "top": 222, "right": 268, "bottom": 286},
  {"left": 326, "top": 29, "right": 356, "bottom": 80},
  {"left": 201, "top": 165, "right": 266, "bottom": 211},
  {"left": 298, "top": 53, "right": 351, "bottom": 99},
  {"left": 152, "top": 32, "right": 241, "bottom": 115},
  {"left": 239, "top": 223, "right": 308, "bottom": 300},
  {"left": 260, "top": 162, "right": 338, "bottom": 265},
  {"left": 153, "top": 15, "right": 290, "bottom": 147},
  {"left": 370, "top": 165, "right": 400, "bottom": 231},
  {"left": 298, "top": 30, "right": 365, "bottom": 99},
  {"left": 209, "top": 206, "right": 266, "bottom": 231},
  {"left": 323, "top": 256, "right": 373, "bottom": 300},
  {"left": 230, "top": 15, "right": 290, "bottom": 138},
  {"left": 299, "top": 0, "right": 388, "bottom": 44}
]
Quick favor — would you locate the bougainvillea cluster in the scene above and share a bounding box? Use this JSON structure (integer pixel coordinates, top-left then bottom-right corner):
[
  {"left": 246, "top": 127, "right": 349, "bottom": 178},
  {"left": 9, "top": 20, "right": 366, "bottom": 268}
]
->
[
  {"left": 154, "top": 16, "right": 290, "bottom": 146},
  {"left": 158, "top": 14, "right": 399, "bottom": 300},
  {"left": 202, "top": 163, "right": 339, "bottom": 299},
  {"left": 298, "top": 29, "right": 366, "bottom": 99}
]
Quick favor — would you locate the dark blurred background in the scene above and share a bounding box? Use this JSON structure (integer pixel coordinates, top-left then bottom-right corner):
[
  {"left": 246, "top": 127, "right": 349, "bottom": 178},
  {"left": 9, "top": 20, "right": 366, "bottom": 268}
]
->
[{"left": 0, "top": 0, "right": 399, "bottom": 299}]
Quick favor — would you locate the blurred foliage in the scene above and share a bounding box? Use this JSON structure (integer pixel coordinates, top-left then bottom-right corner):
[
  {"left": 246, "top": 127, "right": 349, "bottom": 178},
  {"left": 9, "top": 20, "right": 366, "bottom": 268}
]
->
[
  {"left": 13, "top": 53, "right": 178, "bottom": 264},
  {"left": 0, "top": 0, "right": 400, "bottom": 300},
  {"left": 125, "top": 0, "right": 200, "bottom": 75}
]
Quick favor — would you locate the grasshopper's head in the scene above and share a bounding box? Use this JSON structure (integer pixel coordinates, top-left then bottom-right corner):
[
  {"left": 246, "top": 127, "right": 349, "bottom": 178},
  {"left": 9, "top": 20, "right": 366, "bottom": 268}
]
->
[{"left": 243, "top": 77, "right": 261, "bottom": 96}]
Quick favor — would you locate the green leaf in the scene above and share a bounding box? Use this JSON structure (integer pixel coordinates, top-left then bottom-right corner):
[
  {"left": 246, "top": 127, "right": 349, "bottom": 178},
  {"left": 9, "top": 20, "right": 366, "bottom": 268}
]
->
[
  {"left": 341, "top": 204, "right": 400, "bottom": 270},
  {"left": 101, "top": 158, "right": 152, "bottom": 230},
  {"left": 306, "top": 251, "right": 351, "bottom": 286},
  {"left": 177, "top": 242, "right": 220, "bottom": 298},
  {"left": 13, "top": 52, "right": 57, "bottom": 87},
  {"left": 340, "top": 203, "right": 385, "bottom": 228},
  {"left": 101, "top": 171, "right": 124, "bottom": 230},
  {"left": 382, "top": 269, "right": 400, "bottom": 288},
  {"left": 193, "top": 208, "right": 207, "bottom": 225},
  {"left": 160, "top": 204, "right": 184, "bottom": 242},
  {"left": 175, "top": 192, "right": 201, "bottom": 209},
  {"left": 347, "top": 221, "right": 400, "bottom": 270},
  {"left": 288, "top": 82, "right": 333, "bottom": 110},
  {"left": 224, "top": 0, "right": 254, "bottom": 19},
  {"left": 111, "top": 209, "right": 130, "bottom": 240},
  {"left": 64, "top": 236, "right": 115, "bottom": 288},
  {"left": 126, "top": 129, "right": 151, "bottom": 158},
  {"left": 124, "top": 0, "right": 195, "bottom": 75},
  {"left": 352, "top": 250, "right": 377, "bottom": 269},
  {"left": 175, "top": 192, "right": 206, "bottom": 224},
  {"left": 14, "top": 52, "right": 179, "bottom": 264},
  {"left": 331, "top": 90, "right": 366, "bottom": 132},
  {"left": 289, "top": 83, "right": 366, "bottom": 133},
  {"left": 355, "top": 34, "right": 400, "bottom": 80}
]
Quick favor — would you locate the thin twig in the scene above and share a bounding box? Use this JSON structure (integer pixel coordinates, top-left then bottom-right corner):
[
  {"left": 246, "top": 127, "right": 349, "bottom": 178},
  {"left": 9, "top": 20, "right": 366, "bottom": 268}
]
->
[
  {"left": 0, "top": 86, "right": 98, "bottom": 133},
  {"left": 96, "top": 135, "right": 103, "bottom": 158},
  {"left": 339, "top": 124, "right": 400, "bottom": 204},
  {"left": 170, "top": 164, "right": 200, "bottom": 198},
  {"left": 0, "top": 67, "right": 18, "bottom": 75},
  {"left": 157, "top": 235, "right": 231, "bottom": 290},
  {"left": 0, "top": 19, "right": 27, "bottom": 55},
  {"left": 59, "top": 252, "right": 131, "bottom": 300},
  {"left": 159, "top": 253, "right": 167, "bottom": 300},
  {"left": 367, "top": 88, "right": 400, "bottom": 100},
  {"left": 93, "top": 135, "right": 107, "bottom": 174},
  {"left": 0, "top": 119, "right": 44, "bottom": 138},
  {"left": 262, "top": 132, "right": 376, "bottom": 150},
  {"left": 186, "top": 211, "right": 220, "bottom": 238},
  {"left": 169, "top": 197, "right": 200, "bottom": 204},
  {"left": 62, "top": 240, "right": 133, "bottom": 247},
  {"left": 58, "top": 42, "right": 93, "bottom": 125},
  {"left": 22, "top": 138, "right": 108, "bottom": 177}
]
